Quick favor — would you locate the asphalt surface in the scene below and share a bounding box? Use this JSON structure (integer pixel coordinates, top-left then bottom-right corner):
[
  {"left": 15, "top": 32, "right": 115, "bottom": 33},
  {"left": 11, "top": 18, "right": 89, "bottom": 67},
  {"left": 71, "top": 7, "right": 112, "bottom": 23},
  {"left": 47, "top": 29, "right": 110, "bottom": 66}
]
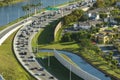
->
[{"left": 12, "top": 1, "right": 94, "bottom": 80}]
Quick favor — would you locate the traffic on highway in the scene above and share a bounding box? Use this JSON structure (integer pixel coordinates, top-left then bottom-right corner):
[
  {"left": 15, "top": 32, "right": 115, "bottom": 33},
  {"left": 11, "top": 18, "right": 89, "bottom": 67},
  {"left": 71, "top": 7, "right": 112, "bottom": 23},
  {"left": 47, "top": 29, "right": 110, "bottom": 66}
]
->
[{"left": 13, "top": 0, "right": 95, "bottom": 80}]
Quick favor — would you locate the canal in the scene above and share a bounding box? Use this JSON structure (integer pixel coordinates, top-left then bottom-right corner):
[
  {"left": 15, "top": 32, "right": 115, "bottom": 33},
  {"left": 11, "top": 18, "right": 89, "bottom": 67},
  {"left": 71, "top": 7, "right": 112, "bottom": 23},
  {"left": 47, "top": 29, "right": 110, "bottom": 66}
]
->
[
  {"left": 0, "top": 0, "right": 72, "bottom": 26},
  {"left": 39, "top": 49, "right": 111, "bottom": 80}
]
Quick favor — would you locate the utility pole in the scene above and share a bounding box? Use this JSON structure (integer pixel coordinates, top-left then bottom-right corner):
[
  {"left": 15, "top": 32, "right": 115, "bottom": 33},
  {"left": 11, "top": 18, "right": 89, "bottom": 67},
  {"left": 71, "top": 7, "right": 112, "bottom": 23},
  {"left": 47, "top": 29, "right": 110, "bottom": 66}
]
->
[
  {"left": 48, "top": 52, "right": 50, "bottom": 67},
  {"left": 54, "top": 0, "right": 55, "bottom": 7},
  {"left": 69, "top": 65, "right": 71, "bottom": 80},
  {"left": 7, "top": 14, "right": 9, "bottom": 24}
]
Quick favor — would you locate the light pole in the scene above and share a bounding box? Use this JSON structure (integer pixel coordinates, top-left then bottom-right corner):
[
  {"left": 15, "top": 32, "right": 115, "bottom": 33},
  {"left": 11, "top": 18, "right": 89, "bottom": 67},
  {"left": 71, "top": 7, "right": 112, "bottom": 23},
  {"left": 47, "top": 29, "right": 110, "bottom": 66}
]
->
[
  {"left": 54, "top": 0, "right": 55, "bottom": 7},
  {"left": 69, "top": 65, "right": 71, "bottom": 80},
  {"left": 18, "top": 9, "right": 20, "bottom": 20},
  {"left": 48, "top": 52, "right": 50, "bottom": 67},
  {"left": 7, "top": 13, "right": 9, "bottom": 24}
]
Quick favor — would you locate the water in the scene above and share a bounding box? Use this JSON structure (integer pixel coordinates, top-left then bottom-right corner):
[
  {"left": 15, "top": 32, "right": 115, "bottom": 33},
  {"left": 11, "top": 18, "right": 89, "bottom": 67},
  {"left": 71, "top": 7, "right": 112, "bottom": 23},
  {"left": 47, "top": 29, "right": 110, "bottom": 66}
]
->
[
  {"left": 0, "top": 0, "right": 71, "bottom": 26},
  {"left": 39, "top": 49, "right": 111, "bottom": 80}
]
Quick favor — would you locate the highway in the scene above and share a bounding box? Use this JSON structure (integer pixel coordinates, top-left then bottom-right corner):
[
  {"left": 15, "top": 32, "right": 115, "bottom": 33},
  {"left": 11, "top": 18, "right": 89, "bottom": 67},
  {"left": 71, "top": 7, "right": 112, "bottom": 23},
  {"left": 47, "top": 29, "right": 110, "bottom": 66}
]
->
[{"left": 12, "top": 1, "right": 94, "bottom": 80}]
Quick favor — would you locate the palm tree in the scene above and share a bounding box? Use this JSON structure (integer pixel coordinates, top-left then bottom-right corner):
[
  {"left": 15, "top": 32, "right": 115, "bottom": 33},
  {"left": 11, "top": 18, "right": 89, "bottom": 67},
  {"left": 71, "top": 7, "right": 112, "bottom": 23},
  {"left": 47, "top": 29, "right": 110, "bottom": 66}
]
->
[
  {"left": 22, "top": 4, "right": 31, "bottom": 18},
  {"left": 22, "top": 0, "right": 42, "bottom": 16},
  {"left": 29, "top": 1, "right": 42, "bottom": 15},
  {"left": 111, "top": 59, "right": 119, "bottom": 69}
]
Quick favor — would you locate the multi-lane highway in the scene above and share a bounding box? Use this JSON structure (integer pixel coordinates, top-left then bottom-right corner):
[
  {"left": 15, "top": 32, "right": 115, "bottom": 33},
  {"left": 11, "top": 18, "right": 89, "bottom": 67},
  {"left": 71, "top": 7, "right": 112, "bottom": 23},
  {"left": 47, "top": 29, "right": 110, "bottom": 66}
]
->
[{"left": 12, "top": 1, "right": 94, "bottom": 80}]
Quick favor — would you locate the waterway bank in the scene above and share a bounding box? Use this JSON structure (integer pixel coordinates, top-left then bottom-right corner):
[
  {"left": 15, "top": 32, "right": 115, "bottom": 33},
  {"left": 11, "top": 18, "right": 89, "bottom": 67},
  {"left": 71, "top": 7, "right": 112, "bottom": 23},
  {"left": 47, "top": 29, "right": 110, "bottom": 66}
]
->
[
  {"left": 0, "top": 0, "right": 72, "bottom": 26},
  {"left": 0, "top": 0, "right": 23, "bottom": 7},
  {"left": 38, "top": 49, "right": 111, "bottom": 80},
  {"left": 31, "top": 19, "right": 120, "bottom": 80}
]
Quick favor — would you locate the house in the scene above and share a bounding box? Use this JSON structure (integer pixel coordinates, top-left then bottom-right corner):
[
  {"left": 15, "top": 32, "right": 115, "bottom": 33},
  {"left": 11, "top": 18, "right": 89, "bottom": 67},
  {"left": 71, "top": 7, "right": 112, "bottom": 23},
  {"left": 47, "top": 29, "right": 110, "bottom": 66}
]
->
[
  {"left": 73, "top": 22, "right": 91, "bottom": 30},
  {"left": 73, "top": 23, "right": 91, "bottom": 30},
  {"left": 113, "top": 39, "right": 120, "bottom": 52},
  {"left": 87, "top": 12, "right": 100, "bottom": 20},
  {"left": 116, "top": 2, "right": 120, "bottom": 7},
  {"left": 94, "top": 33, "right": 109, "bottom": 44},
  {"left": 73, "top": 20, "right": 102, "bottom": 30},
  {"left": 78, "top": 22, "right": 91, "bottom": 29},
  {"left": 94, "top": 29, "right": 115, "bottom": 44},
  {"left": 109, "top": 17, "right": 118, "bottom": 25}
]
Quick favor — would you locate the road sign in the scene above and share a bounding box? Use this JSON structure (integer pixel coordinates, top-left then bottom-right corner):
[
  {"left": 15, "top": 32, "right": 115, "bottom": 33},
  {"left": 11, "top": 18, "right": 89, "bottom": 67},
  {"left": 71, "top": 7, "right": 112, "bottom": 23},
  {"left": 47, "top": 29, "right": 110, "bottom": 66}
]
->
[{"left": 46, "top": 7, "right": 59, "bottom": 11}]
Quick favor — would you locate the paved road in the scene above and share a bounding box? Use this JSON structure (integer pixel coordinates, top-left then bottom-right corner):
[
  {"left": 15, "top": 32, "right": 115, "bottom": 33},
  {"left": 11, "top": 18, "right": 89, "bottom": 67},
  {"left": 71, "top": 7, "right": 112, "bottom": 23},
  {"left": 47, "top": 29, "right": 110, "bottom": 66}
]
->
[
  {"left": 0, "top": 17, "right": 32, "bottom": 45},
  {"left": 13, "top": 1, "right": 94, "bottom": 80}
]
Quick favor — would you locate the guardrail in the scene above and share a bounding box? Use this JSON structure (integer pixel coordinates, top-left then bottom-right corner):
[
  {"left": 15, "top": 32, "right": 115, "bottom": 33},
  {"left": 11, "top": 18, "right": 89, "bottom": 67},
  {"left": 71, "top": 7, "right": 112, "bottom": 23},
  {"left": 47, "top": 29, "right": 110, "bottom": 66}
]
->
[
  {"left": 0, "top": 20, "right": 32, "bottom": 46},
  {"left": 54, "top": 50, "right": 101, "bottom": 80}
]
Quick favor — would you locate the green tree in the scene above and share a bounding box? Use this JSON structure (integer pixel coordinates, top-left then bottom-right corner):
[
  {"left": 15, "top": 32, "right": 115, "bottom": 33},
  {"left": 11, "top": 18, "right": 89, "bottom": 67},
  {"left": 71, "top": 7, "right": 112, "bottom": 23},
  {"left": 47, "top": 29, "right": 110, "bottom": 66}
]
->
[
  {"left": 31, "top": 2, "right": 42, "bottom": 14},
  {"left": 99, "top": 13, "right": 108, "bottom": 19},
  {"left": 22, "top": 4, "right": 31, "bottom": 17},
  {"left": 111, "top": 59, "right": 119, "bottom": 68},
  {"left": 114, "top": 16, "right": 120, "bottom": 24},
  {"left": 61, "top": 33, "right": 72, "bottom": 42},
  {"left": 93, "top": 0, "right": 105, "bottom": 8}
]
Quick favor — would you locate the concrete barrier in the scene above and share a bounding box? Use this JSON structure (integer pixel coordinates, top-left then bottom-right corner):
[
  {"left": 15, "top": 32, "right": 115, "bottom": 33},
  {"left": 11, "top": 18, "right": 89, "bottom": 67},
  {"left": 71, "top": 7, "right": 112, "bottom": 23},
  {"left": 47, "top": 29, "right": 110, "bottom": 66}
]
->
[
  {"left": 54, "top": 50, "right": 100, "bottom": 80},
  {"left": 0, "top": 20, "right": 32, "bottom": 46},
  {"left": 54, "top": 21, "right": 62, "bottom": 42}
]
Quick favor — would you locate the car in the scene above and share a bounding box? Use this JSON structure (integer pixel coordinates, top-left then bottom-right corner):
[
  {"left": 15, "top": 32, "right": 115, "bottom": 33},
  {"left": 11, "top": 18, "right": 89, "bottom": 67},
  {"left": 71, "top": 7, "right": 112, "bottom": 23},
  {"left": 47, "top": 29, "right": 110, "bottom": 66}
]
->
[
  {"left": 24, "top": 63, "right": 29, "bottom": 66},
  {"left": 29, "top": 68, "right": 35, "bottom": 70},
  {"left": 49, "top": 76, "right": 54, "bottom": 79},
  {"left": 22, "top": 59, "right": 27, "bottom": 62},
  {"left": 27, "top": 59, "right": 35, "bottom": 62},
  {"left": 37, "top": 68, "right": 44, "bottom": 71},
  {"left": 28, "top": 56, "right": 33, "bottom": 59},
  {"left": 40, "top": 73, "right": 45, "bottom": 76},
  {"left": 20, "top": 56, "right": 25, "bottom": 58},
  {"left": 42, "top": 12, "right": 45, "bottom": 14}
]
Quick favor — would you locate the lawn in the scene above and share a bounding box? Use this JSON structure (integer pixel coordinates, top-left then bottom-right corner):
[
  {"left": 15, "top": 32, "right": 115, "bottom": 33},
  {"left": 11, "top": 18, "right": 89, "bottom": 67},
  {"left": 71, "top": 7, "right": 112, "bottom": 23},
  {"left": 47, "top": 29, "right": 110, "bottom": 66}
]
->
[
  {"left": 36, "top": 56, "right": 83, "bottom": 80},
  {"left": 32, "top": 19, "right": 120, "bottom": 79},
  {"left": 60, "top": 53, "right": 78, "bottom": 67},
  {"left": 36, "top": 52, "right": 54, "bottom": 58},
  {"left": 0, "top": 31, "right": 35, "bottom": 80}
]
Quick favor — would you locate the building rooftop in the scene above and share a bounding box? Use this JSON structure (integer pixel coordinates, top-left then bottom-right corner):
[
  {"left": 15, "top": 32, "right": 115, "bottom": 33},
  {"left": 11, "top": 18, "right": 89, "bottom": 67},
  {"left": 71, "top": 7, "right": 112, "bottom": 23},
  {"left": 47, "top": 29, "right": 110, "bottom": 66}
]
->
[{"left": 79, "top": 20, "right": 102, "bottom": 26}]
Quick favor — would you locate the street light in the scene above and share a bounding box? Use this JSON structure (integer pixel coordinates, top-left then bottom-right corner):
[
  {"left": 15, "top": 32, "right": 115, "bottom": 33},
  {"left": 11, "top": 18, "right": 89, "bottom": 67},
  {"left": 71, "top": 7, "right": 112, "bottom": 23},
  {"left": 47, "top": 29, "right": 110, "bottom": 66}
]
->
[
  {"left": 48, "top": 52, "right": 50, "bottom": 67},
  {"left": 54, "top": 0, "right": 55, "bottom": 7},
  {"left": 69, "top": 64, "right": 72, "bottom": 80},
  {"left": 7, "top": 13, "right": 9, "bottom": 24}
]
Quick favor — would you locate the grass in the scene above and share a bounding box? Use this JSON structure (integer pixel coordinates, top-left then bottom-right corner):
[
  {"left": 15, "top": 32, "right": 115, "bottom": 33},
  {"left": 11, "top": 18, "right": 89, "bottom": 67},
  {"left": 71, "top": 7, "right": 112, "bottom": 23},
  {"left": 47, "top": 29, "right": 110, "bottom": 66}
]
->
[
  {"left": 32, "top": 19, "right": 120, "bottom": 79},
  {"left": 54, "top": 27, "right": 63, "bottom": 42},
  {"left": 36, "top": 56, "right": 83, "bottom": 80},
  {"left": 60, "top": 54, "right": 78, "bottom": 67},
  {"left": 36, "top": 52, "right": 54, "bottom": 58},
  {"left": 38, "top": 20, "right": 60, "bottom": 44},
  {"left": 0, "top": 0, "right": 23, "bottom": 7},
  {"left": 0, "top": 31, "right": 35, "bottom": 80}
]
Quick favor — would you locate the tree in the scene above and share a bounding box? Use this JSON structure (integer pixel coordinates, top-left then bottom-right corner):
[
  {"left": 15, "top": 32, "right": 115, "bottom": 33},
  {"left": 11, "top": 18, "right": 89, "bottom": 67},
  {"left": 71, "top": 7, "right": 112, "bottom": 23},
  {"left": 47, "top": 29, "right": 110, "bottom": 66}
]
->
[
  {"left": 93, "top": 0, "right": 116, "bottom": 8},
  {"left": 61, "top": 33, "right": 72, "bottom": 42},
  {"left": 111, "top": 59, "right": 119, "bottom": 68},
  {"left": 99, "top": 13, "right": 108, "bottom": 19},
  {"left": 63, "top": 9, "right": 84, "bottom": 25},
  {"left": 93, "top": 0, "right": 105, "bottom": 8},
  {"left": 22, "top": 0, "right": 42, "bottom": 16},
  {"left": 114, "top": 16, "right": 120, "bottom": 24},
  {"left": 31, "top": 2, "right": 42, "bottom": 14},
  {"left": 22, "top": 4, "right": 31, "bottom": 17},
  {"left": 79, "top": 14, "right": 89, "bottom": 21}
]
